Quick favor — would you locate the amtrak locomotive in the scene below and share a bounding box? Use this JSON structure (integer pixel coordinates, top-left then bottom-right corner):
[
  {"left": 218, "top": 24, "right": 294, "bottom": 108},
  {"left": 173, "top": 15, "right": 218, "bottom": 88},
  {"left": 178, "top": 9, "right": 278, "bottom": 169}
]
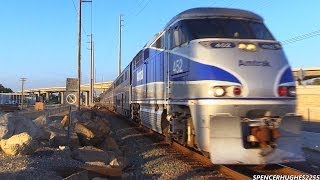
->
[{"left": 101, "top": 8, "right": 304, "bottom": 164}]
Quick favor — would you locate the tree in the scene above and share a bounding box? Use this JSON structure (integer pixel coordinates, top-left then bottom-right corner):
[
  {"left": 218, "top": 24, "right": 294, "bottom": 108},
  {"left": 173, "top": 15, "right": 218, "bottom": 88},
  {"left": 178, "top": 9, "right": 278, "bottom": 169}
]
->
[{"left": 0, "top": 84, "right": 13, "bottom": 93}]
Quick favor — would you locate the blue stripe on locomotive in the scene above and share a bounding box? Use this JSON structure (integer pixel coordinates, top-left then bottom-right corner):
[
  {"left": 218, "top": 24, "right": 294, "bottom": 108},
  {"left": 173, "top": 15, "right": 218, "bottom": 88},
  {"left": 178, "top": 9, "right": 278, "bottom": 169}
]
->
[
  {"left": 169, "top": 53, "right": 240, "bottom": 83},
  {"left": 279, "top": 67, "right": 295, "bottom": 84},
  {"left": 132, "top": 48, "right": 294, "bottom": 87}
]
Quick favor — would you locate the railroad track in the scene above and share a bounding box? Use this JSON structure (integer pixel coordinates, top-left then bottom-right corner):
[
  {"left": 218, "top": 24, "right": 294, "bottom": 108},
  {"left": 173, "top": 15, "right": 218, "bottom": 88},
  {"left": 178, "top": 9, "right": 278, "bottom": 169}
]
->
[
  {"left": 171, "top": 140, "right": 311, "bottom": 179},
  {"left": 95, "top": 109, "right": 311, "bottom": 179},
  {"left": 133, "top": 123, "right": 311, "bottom": 179}
]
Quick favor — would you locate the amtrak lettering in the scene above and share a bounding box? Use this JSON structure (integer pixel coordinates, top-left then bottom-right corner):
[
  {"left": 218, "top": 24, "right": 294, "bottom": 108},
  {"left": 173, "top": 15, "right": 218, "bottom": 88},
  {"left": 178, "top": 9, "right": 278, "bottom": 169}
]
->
[{"left": 238, "top": 60, "right": 271, "bottom": 67}]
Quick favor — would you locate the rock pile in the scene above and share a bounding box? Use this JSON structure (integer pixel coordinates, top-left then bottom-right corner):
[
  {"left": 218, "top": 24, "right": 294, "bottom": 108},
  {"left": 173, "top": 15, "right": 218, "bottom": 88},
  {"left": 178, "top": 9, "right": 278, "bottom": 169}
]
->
[
  {"left": 70, "top": 109, "right": 127, "bottom": 170},
  {"left": 0, "top": 113, "right": 43, "bottom": 155},
  {"left": 0, "top": 132, "right": 38, "bottom": 156},
  {"left": 0, "top": 108, "right": 126, "bottom": 179}
]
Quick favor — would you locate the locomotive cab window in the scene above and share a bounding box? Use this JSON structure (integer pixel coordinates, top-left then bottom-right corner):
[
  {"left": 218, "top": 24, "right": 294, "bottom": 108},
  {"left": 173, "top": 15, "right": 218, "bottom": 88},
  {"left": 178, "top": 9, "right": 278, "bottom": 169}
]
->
[
  {"left": 151, "top": 35, "right": 164, "bottom": 49},
  {"left": 183, "top": 18, "right": 275, "bottom": 40},
  {"left": 169, "top": 25, "right": 188, "bottom": 50}
]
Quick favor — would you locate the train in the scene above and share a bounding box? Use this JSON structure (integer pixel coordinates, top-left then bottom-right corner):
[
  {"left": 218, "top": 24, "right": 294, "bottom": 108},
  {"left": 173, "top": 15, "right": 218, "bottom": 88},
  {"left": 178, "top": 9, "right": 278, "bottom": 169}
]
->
[{"left": 100, "top": 7, "right": 304, "bottom": 164}]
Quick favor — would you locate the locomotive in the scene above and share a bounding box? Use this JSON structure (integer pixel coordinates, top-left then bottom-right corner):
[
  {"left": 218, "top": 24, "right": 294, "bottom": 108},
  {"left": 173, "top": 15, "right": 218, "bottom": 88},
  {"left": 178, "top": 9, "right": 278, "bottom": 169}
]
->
[{"left": 101, "top": 7, "right": 304, "bottom": 164}]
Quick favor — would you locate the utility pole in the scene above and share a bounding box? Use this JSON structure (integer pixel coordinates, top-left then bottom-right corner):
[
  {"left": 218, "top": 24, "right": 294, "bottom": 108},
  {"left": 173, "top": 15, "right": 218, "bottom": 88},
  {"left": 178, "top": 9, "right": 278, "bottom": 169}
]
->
[
  {"left": 20, "top": 78, "right": 27, "bottom": 110},
  {"left": 89, "top": 34, "right": 94, "bottom": 105},
  {"left": 118, "top": 15, "right": 123, "bottom": 76},
  {"left": 92, "top": 40, "right": 95, "bottom": 103},
  {"left": 89, "top": 0, "right": 94, "bottom": 105},
  {"left": 77, "top": 0, "right": 82, "bottom": 110}
]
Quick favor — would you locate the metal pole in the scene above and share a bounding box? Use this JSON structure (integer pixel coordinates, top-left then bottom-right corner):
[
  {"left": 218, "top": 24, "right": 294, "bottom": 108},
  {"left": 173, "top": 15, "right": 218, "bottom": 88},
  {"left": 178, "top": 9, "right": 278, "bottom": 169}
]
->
[
  {"left": 89, "top": 0, "right": 93, "bottom": 106},
  {"left": 77, "top": 0, "right": 82, "bottom": 110},
  {"left": 92, "top": 40, "right": 95, "bottom": 103},
  {"left": 89, "top": 34, "right": 93, "bottom": 105},
  {"left": 20, "top": 78, "right": 26, "bottom": 110},
  {"left": 118, "top": 15, "right": 123, "bottom": 76}
]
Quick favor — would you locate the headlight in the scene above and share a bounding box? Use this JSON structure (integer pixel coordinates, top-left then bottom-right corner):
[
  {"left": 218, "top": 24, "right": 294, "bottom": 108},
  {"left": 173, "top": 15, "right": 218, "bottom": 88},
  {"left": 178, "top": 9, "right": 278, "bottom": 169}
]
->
[
  {"left": 213, "top": 86, "right": 226, "bottom": 97},
  {"left": 246, "top": 44, "right": 257, "bottom": 51},
  {"left": 238, "top": 43, "right": 257, "bottom": 51},
  {"left": 238, "top": 43, "right": 247, "bottom": 50}
]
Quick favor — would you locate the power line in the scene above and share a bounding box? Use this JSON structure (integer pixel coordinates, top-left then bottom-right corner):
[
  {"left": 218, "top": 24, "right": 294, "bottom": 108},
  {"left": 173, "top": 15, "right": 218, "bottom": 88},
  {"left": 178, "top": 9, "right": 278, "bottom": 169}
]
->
[
  {"left": 71, "top": 0, "right": 89, "bottom": 35},
  {"left": 224, "top": 0, "right": 237, "bottom": 8},
  {"left": 135, "top": 0, "right": 151, "bottom": 16},
  {"left": 125, "top": 0, "right": 146, "bottom": 18},
  {"left": 281, "top": 29, "right": 320, "bottom": 45},
  {"left": 209, "top": 1, "right": 218, "bottom": 7},
  {"left": 255, "top": 1, "right": 272, "bottom": 11},
  {"left": 71, "top": 0, "right": 77, "bottom": 12},
  {"left": 124, "top": 0, "right": 151, "bottom": 28}
]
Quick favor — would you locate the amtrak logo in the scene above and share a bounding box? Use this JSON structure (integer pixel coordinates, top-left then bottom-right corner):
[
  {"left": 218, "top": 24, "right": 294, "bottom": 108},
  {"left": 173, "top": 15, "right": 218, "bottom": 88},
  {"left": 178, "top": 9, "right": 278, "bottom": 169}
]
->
[{"left": 238, "top": 60, "right": 271, "bottom": 67}]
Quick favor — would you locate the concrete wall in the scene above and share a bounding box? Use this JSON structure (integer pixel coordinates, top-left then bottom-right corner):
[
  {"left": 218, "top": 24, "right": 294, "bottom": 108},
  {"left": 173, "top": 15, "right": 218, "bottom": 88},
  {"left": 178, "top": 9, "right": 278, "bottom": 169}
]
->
[{"left": 296, "top": 85, "right": 320, "bottom": 122}]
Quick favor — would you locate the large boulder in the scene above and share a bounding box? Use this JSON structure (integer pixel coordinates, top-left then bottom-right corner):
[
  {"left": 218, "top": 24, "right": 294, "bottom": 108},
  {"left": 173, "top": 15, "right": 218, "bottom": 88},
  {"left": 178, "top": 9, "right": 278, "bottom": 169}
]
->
[
  {"left": 49, "top": 131, "right": 68, "bottom": 148},
  {"left": 80, "top": 110, "right": 92, "bottom": 121},
  {"left": 74, "top": 117, "right": 110, "bottom": 146},
  {"left": 0, "top": 113, "right": 43, "bottom": 140},
  {"left": 99, "top": 136, "right": 119, "bottom": 152},
  {"left": 0, "top": 132, "right": 38, "bottom": 155},
  {"left": 0, "top": 113, "right": 15, "bottom": 139},
  {"left": 74, "top": 123, "right": 94, "bottom": 146},
  {"left": 49, "top": 131, "right": 79, "bottom": 149},
  {"left": 33, "top": 115, "right": 49, "bottom": 128},
  {"left": 71, "top": 146, "right": 116, "bottom": 165}
]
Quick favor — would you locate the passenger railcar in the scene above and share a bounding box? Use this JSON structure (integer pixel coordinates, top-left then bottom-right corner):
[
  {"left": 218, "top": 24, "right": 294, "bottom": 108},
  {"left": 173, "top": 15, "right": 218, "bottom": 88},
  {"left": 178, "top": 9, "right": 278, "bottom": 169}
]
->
[{"left": 101, "top": 7, "right": 304, "bottom": 164}]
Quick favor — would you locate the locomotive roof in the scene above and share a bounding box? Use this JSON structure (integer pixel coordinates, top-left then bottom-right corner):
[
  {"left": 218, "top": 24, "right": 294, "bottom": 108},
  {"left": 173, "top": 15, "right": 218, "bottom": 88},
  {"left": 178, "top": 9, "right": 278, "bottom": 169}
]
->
[{"left": 165, "top": 7, "right": 263, "bottom": 29}]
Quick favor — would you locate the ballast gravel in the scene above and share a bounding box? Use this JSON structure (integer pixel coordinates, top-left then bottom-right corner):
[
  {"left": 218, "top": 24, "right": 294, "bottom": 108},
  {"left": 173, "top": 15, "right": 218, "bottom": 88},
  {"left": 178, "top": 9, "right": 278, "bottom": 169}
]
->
[{"left": 101, "top": 111, "right": 228, "bottom": 179}]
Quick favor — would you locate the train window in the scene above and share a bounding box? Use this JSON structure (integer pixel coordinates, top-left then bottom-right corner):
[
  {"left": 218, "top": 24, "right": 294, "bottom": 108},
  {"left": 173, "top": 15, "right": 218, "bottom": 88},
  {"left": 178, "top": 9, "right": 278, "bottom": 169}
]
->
[
  {"left": 224, "top": 20, "right": 251, "bottom": 39},
  {"left": 144, "top": 49, "right": 149, "bottom": 60},
  {"left": 152, "top": 38, "right": 160, "bottom": 49},
  {"left": 133, "top": 51, "right": 143, "bottom": 70},
  {"left": 173, "top": 27, "right": 180, "bottom": 47},
  {"left": 151, "top": 35, "right": 163, "bottom": 49},
  {"left": 156, "top": 38, "right": 161, "bottom": 48},
  {"left": 249, "top": 22, "right": 274, "bottom": 40},
  {"left": 179, "top": 27, "right": 187, "bottom": 45},
  {"left": 183, "top": 18, "right": 275, "bottom": 40},
  {"left": 169, "top": 26, "right": 187, "bottom": 49}
]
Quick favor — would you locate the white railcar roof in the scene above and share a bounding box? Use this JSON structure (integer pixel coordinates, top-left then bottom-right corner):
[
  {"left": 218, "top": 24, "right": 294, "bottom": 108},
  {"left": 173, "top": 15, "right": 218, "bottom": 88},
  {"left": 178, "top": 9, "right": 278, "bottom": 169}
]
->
[{"left": 165, "top": 7, "right": 263, "bottom": 29}]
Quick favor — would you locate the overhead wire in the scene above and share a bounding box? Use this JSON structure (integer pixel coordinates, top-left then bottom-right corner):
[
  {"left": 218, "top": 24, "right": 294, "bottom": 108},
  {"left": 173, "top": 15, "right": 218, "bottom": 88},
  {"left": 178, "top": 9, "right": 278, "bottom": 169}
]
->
[
  {"left": 209, "top": 0, "right": 219, "bottom": 7},
  {"left": 255, "top": 1, "right": 272, "bottom": 12},
  {"left": 224, "top": 0, "right": 237, "bottom": 8},
  {"left": 126, "top": 0, "right": 146, "bottom": 17},
  {"left": 125, "top": 0, "right": 152, "bottom": 28},
  {"left": 281, "top": 29, "right": 320, "bottom": 45},
  {"left": 135, "top": 0, "right": 151, "bottom": 16},
  {"left": 70, "top": 0, "right": 89, "bottom": 35}
]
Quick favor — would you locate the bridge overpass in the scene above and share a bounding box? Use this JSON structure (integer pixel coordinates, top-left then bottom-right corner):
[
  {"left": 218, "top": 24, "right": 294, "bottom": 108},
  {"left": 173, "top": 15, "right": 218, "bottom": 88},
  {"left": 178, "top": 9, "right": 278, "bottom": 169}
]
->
[
  {"left": 23, "top": 81, "right": 112, "bottom": 94},
  {"left": 15, "top": 67, "right": 320, "bottom": 105},
  {"left": 20, "top": 81, "right": 112, "bottom": 105},
  {"left": 292, "top": 67, "right": 320, "bottom": 81}
]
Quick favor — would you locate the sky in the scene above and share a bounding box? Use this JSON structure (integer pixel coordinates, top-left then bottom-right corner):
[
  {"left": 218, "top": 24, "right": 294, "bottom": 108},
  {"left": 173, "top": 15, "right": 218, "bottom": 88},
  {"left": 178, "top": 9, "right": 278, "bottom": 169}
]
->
[{"left": 0, "top": 0, "right": 319, "bottom": 91}]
